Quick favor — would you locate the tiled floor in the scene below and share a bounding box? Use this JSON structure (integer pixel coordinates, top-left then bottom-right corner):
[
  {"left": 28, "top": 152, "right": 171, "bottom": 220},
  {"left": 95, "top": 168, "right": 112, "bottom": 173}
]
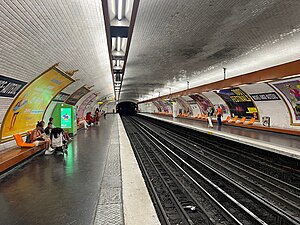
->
[{"left": 0, "top": 115, "right": 119, "bottom": 225}]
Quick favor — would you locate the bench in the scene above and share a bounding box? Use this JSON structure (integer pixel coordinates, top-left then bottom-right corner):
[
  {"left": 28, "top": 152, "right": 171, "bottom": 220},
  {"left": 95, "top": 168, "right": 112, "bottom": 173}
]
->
[{"left": 0, "top": 133, "right": 46, "bottom": 174}]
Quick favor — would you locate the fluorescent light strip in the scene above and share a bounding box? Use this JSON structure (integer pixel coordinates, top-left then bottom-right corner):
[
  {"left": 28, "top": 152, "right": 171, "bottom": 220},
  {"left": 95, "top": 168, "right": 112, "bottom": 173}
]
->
[
  {"left": 116, "top": 60, "right": 120, "bottom": 67},
  {"left": 118, "top": 0, "right": 123, "bottom": 20},
  {"left": 117, "top": 37, "right": 121, "bottom": 51}
]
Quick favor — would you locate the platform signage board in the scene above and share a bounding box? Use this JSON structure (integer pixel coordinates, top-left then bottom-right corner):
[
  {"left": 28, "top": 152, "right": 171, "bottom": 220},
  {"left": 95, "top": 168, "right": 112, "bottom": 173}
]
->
[
  {"left": 215, "top": 87, "right": 258, "bottom": 119},
  {"left": 0, "top": 67, "right": 74, "bottom": 141},
  {"left": 0, "top": 75, "right": 27, "bottom": 98}
]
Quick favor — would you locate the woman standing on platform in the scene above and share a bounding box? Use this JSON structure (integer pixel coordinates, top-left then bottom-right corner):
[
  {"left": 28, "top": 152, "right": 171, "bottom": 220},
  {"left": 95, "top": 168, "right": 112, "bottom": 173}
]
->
[{"left": 216, "top": 106, "right": 223, "bottom": 128}]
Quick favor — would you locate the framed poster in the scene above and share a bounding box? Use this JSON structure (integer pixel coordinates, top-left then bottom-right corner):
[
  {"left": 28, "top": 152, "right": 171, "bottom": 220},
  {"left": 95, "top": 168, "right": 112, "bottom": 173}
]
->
[
  {"left": 64, "top": 86, "right": 90, "bottom": 105},
  {"left": 215, "top": 87, "right": 258, "bottom": 119},
  {"left": 0, "top": 66, "right": 74, "bottom": 141},
  {"left": 270, "top": 77, "right": 300, "bottom": 125}
]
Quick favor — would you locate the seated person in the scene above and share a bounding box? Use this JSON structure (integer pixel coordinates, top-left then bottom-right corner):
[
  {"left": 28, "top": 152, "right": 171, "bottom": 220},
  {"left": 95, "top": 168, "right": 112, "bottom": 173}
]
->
[
  {"left": 31, "top": 121, "right": 54, "bottom": 155},
  {"left": 44, "top": 122, "right": 53, "bottom": 136},
  {"left": 86, "top": 112, "right": 94, "bottom": 125},
  {"left": 78, "top": 116, "right": 89, "bottom": 129}
]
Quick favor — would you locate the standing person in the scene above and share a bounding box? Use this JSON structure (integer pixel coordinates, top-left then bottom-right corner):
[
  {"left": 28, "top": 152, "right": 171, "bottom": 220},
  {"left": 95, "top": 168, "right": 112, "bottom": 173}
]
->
[
  {"left": 216, "top": 106, "right": 223, "bottom": 129},
  {"left": 207, "top": 106, "right": 214, "bottom": 128},
  {"left": 95, "top": 108, "right": 100, "bottom": 125}
]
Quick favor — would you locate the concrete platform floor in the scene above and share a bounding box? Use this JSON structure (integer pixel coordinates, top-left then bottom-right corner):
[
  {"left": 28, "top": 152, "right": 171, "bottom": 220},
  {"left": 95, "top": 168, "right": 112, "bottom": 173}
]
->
[{"left": 0, "top": 114, "right": 160, "bottom": 225}]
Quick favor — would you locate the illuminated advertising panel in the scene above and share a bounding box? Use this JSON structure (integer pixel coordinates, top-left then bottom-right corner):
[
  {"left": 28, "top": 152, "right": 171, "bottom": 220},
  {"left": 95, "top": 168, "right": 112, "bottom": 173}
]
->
[
  {"left": 215, "top": 87, "right": 258, "bottom": 119},
  {"left": 64, "top": 86, "right": 90, "bottom": 106},
  {"left": 0, "top": 66, "right": 74, "bottom": 141},
  {"left": 61, "top": 108, "right": 72, "bottom": 128},
  {"left": 270, "top": 77, "right": 300, "bottom": 124}
]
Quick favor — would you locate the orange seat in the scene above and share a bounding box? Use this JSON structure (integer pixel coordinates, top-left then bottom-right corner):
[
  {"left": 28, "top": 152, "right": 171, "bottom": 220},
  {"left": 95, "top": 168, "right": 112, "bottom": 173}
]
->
[
  {"left": 228, "top": 116, "right": 238, "bottom": 123},
  {"left": 245, "top": 117, "right": 255, "bottom": 125},
  {"left": 13, "top": 134, "right": 35, "bottom": 148},
  {"left": 236, "top": 117, "right": 246, "bottom": 124},
  {"left": 222, "top": 115, "right": 231, "bottom": 123}
]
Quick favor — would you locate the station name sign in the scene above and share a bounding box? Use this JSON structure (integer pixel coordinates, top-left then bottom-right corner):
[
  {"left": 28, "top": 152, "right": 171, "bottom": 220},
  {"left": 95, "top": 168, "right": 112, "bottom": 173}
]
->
[
  {"left": 0, "top": 75, "right": 27, "bottom": 98},
  {"left": 250, "top": 92, "right": 280, "bottom": 101}
]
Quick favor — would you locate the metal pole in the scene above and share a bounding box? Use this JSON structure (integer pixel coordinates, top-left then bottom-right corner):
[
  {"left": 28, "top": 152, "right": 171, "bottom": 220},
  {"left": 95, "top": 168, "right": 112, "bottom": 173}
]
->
[{"left": 223, "top": 67, "right": 227, "bottom": 80}]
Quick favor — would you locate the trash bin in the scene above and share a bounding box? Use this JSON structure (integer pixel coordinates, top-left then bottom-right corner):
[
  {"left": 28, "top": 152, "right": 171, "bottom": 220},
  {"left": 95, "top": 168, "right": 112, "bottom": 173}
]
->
[{"left": 262, "top": 116, "right": 270, "bottom": 127}]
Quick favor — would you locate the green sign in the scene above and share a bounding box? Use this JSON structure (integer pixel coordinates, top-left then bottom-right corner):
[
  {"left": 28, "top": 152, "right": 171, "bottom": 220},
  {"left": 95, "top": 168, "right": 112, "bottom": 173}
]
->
[{"left": 61, "top": 108, "right": 72, "bottom": 128}]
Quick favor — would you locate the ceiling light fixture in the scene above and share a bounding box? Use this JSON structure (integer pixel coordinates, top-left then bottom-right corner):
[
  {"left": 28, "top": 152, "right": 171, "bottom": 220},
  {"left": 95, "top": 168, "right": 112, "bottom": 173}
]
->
[
  {"left": 117, "top": 0, "right": 123, "bottom": 20},
  {"left": 117, "top": 37, "right": 121, "bottom": 51}
]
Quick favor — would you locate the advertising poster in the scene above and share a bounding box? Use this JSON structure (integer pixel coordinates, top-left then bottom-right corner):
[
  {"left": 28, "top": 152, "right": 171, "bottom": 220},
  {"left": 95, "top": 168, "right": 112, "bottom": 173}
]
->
[
  {"left": 175, "top": 97, "right": 193, "bottom": 115},
  {"left": 270, "top": 77, "right": 300, "bottom": 124},
  {"left": 0, "top": 75, "right": 27, "bottom": 98},
  {"left": 77, "top": 93, "right": 98, "bottom": 118},
  {"left": 64, "top": 86, "right": 90, "bottom": 106},
  {"left": 53, "top": 92, "right": 70, "bottom": 102},
  {"left": 0, "top": 67, "right": 74, "bottom": 141},
  {"left": 153, "top": 101, "right": 163, "bottom": 112},
  {"left": 61, "top": 108, "right": 72, "bottom": 128},
  {"left": 215, "top": 88, "right": 258, "bottom": 118},
  {"left": 157, "top": 100, "right": 172, "bottom": 113},
  {"left": 189, "top": 94, "right": 213, "bottom": 114}
]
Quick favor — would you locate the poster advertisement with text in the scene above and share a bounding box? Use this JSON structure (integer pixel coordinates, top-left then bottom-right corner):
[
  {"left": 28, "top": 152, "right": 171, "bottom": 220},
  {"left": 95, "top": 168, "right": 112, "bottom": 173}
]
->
[
  {"left": 0, "top": 67, "right": 74, "bottom": 141},
  {"left": 64, "top": 86, "right": 90, "bottom": 106},
  {"left": 215, "top": 88, "right": 258, "bottom": 119},
  {"left": 189, "top": 94, "right": 213, "bottom": 114}
]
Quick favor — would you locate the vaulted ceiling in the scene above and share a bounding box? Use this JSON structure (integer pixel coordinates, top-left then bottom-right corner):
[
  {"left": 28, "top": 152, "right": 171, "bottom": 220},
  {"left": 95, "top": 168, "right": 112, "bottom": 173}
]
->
[
  {"left": 0, "top": 0, "right": 112, "bottom": 97},
  {"left": 121, "top": 0, "right": 300, "bottom": 101}
]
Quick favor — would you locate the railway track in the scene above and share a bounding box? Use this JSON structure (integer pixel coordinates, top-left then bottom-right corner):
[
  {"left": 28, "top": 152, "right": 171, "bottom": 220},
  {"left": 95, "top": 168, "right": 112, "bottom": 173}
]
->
[{"left": 122, "top": 116, "right": 300, "bottom": 225}]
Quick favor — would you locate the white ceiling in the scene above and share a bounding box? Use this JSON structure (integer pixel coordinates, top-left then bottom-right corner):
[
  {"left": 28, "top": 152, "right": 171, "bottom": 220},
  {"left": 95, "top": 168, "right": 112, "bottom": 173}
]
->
[
  {"left": 1, "top": 0, "right": 300, "bottom": 104},
  {"left": 122, "top": 0, "right": 300, "bottom": 101},
  {"left": 0, "top": 0, "right": 112, "bottom": 98}
]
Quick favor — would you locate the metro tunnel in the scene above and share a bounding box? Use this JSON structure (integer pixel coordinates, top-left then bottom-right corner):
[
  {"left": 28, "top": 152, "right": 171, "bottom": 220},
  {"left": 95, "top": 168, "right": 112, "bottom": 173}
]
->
[{"left": 0, "top": 1, "right": 300, "bottom": 225}]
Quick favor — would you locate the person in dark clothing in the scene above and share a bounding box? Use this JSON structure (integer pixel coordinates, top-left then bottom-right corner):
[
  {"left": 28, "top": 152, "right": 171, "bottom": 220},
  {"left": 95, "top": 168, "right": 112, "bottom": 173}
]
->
[{"left": 44, "top": 122, "right": 53, "bottom": 136}]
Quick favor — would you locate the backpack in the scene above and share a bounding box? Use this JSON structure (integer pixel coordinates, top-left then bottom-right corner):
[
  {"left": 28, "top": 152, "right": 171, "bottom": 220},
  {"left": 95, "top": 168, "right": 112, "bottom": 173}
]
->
[{"left": 25, "top": 133, "right": 31, "bottom": 143}]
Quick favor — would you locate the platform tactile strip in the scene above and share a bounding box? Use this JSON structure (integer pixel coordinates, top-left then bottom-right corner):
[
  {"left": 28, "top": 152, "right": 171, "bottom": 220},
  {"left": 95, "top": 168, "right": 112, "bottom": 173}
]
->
[{"left": 94, "top": 120, "right": 123, "bottom": 225}]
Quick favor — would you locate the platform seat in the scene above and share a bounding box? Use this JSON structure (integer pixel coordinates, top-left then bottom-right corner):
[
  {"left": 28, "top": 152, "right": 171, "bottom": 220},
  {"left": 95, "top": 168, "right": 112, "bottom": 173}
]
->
[
  {"left": 13, "top": 134, "right": 35, "bottom": 148},
  {"left": 228, "top": 116, "right": 238, "bottom": 123},
  {"left": 222, "top": 115, "right": 231, "bottom": 123},
  {"left": 236, "top": 117, "right": 246, "bottom": 124},
  {"left": 0, "top": 144, "right": 45, "bottom": 173},
  {"left": 245, "top": 117, "right": 255, "bottom": 125}
]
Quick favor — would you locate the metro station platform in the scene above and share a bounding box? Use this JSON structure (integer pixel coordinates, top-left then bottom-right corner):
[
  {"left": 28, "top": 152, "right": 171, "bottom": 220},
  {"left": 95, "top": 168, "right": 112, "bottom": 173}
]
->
[
  {"left": 0, "top": 114, "right": 160, "bottom": 225},
  {"left": 139, "top": 113, "right": 300, "bottom": 160}
]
